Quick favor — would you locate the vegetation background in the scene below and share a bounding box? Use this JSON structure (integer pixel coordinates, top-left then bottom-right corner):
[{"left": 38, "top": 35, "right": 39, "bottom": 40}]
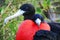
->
[{"left": 0, "top": 0, "right": 60, "bottom": 40}]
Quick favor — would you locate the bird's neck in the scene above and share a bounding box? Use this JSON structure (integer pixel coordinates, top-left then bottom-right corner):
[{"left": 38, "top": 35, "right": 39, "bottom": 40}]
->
[
  {"left": 24, "top": 14, "right": 34, "bottom": 20},
  {"left": 24, "top": 15, "right": 33, "bottom": 20}
]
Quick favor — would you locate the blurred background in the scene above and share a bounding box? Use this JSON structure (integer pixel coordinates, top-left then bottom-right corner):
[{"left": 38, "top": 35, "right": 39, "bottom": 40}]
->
[{"left": 0, "top": 0, "right": 60, "bottom": 40}]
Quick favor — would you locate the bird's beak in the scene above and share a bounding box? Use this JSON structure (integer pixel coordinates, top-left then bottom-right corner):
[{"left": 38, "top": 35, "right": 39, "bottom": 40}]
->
[
  {"left": 4, "top": 9, "right": 25, "bottom": 24},
  {"left": 35, "top": 18, "right": 41, "bottom": 26}
]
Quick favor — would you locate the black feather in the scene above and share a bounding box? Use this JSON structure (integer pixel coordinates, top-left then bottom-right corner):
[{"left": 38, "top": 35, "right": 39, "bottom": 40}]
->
[{"left": 33, "top": 30, "right": 57, "bottom": 40}]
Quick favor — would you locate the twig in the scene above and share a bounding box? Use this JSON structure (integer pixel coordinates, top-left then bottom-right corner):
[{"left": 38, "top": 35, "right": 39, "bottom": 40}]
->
[{"left": 2, "top": 1, "right": 13, "bottom": 14}]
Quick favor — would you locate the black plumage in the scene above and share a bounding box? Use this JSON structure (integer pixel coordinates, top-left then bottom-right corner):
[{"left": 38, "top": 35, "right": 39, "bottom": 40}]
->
[
  {"left": 48, "top": 22, "right": 60, "bottom": 40},
  {"left": 34, "top": 30, "right": 57, "bottom": 40}
]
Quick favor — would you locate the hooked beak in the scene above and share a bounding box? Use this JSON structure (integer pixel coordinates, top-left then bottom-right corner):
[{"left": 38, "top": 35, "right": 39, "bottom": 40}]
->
[
  {"left": 35, "top": 18, "right": 41, "bottom": 26},
  {"left": 4, "top": 9, "right": 25, "bottom": 24}
]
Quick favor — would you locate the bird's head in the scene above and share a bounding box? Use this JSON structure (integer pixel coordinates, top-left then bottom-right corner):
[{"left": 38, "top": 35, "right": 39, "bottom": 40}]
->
[
  {"left": 4, "top": 4, "right": 35, "bottom": 24},
  {"left": 32, "top": 14, "right": 44, "bottom": 26}
]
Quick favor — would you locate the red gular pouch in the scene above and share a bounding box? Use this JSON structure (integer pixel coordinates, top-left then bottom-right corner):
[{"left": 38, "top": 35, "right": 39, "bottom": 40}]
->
[
  {"left": 16, "top": 20, "right": 51, "bottom": 40},
  {"left": 39, "top": 22, "right": 51, "bottom": 31},
  {"left": 16, "top": 20, "right": 39, "bottom": 40}
]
